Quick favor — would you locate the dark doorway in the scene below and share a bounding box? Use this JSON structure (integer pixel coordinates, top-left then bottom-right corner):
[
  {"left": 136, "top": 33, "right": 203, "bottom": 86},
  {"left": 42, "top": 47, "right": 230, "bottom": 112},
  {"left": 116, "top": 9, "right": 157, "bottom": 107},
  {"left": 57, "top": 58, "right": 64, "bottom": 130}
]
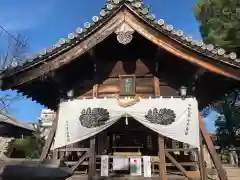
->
[{"left": 106, "top": 118, "right": 158, "bottom": 156}]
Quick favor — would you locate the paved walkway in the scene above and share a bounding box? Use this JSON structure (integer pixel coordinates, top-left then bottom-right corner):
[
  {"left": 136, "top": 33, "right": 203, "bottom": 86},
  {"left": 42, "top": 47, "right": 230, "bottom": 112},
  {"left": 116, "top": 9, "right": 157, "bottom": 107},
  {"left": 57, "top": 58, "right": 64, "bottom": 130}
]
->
[{"left": 223, "top": 165, "right": 240, "bottom": 180}]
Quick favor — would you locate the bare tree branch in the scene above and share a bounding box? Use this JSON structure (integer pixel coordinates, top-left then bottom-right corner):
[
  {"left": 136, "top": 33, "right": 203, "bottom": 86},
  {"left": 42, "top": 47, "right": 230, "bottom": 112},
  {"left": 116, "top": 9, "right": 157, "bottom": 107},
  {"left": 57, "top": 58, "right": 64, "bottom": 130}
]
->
[{"left": 0, "top": 27, "right": 29, "bottom": 113}]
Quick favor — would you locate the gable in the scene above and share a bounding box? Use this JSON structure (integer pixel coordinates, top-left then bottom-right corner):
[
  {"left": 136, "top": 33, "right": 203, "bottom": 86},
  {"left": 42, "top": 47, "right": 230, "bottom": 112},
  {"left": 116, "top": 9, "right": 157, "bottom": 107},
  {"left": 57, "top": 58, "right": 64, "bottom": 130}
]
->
[{"left": 1, "top": 0, "right": 240, "bottom": 89}]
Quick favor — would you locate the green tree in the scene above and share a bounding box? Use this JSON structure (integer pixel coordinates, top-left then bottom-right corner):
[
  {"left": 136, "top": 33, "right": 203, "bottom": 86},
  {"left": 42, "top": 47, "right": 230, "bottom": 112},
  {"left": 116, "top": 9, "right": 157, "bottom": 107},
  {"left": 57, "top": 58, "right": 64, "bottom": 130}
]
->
[
  {"left": 194, "top": 0, "right": 240, "bottom": 54},
  {"left": 201, "top": 90, "right": 240, "bottom": 150},
  {"left": 7, "top": 125, "right": 45, "bottom": 159}
]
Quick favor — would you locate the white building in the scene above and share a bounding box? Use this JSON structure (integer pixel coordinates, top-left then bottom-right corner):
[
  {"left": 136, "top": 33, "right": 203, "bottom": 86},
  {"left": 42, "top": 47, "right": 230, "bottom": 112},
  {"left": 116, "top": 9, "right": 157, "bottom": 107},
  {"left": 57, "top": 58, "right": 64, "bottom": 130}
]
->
[{"left": 39, "top": 109, "right": 56, "bottom": 140}]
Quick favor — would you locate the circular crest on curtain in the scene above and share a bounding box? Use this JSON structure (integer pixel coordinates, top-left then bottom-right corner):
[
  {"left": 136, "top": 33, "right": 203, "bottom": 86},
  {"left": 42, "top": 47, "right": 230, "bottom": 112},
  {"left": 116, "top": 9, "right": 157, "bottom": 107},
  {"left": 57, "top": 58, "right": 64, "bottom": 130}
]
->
[
  {"left": 79, "top": 107, "right": 110, "bottom": 128},
  {"left": 145, "top": 108, "right": 176, "bottom": 125}
]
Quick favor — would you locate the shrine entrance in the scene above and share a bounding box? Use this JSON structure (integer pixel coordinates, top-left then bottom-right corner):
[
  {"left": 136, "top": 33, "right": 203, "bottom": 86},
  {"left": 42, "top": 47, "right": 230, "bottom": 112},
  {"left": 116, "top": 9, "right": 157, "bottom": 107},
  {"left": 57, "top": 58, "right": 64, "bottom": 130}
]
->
[
  {"left": 105, "top": 117, "right": 158, "bottom": 156},
  {"left": 95, "top": 117, "right": 159, "bottom": 177},
  {"left": 95, "top": 117, "right": 199, "bottom": 178}
]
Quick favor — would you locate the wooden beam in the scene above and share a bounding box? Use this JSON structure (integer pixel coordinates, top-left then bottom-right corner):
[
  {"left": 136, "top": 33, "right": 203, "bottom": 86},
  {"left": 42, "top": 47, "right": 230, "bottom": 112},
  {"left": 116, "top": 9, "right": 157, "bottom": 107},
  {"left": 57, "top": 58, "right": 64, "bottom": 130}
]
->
[
  {"left": 39, "top": 109, "right": 59, "bottom": 162},
  {"left": 158, "top": 135, "right": 167, "bottom": 180},
  {"left": 165, "top": 152, "right": 193, "bottom": 180},
  {"left": 199, "top": 114, "right": 228, "bottom": 180},
  {"left": 193, "top": 68, "right": 207, "bottom": 81},
  {"left": 88, "top": 136, "right": 96, "bottom": 180},
  {"left": 71, "top": 151, "right": 89, "bottom": 172},
  {"left": 93, "top": 84, "right": 98, "bottom": 97},
  {"left": 154, "top": 77, "right": 160, "bottom": 97},
  {"left": 4, "top": 12, "right": 125, "bottom": 88},
  {"left": 199, "top": 135, "right": 207, "bottom": 180},
  {"left": 125, "top": 10, "right": 240, "bottom": 81}
]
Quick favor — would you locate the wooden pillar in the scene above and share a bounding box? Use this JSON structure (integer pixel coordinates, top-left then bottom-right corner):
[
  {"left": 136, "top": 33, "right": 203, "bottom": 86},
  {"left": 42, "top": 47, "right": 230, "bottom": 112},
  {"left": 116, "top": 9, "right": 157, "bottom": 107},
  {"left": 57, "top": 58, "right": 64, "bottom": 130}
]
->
[
  {"left": 158, "top": 135, "right": 167, "bottom": 180},
  {"left": 154, "top": 77, "right": 160, "bottom": 97},
  {"left": 199, "top": 136, "right": 207, "bottom": 180},
  {"left": 53, "top": 149, "right": 58, "bottom": 159},
  {"left": 40, "top": 109, "right": 59, "bottom": 162},
  {"left": 199, "top": 114, "right": 228, "bottom": 180},
  {"left": 88, "top": 136, "right": 96, "bottom": 180}
]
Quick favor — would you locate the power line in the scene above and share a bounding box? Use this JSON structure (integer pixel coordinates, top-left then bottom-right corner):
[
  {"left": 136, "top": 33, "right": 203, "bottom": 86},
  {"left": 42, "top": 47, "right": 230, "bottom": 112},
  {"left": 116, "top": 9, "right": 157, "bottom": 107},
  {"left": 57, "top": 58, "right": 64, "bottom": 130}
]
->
[{"left": 0, "top": 25, "right": 27, "bottom": 48}]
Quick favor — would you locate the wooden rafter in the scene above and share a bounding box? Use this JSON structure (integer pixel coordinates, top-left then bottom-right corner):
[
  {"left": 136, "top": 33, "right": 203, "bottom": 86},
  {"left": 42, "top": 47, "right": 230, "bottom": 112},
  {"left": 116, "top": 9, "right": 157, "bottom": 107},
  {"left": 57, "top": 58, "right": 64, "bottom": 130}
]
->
[
  {"left": 2, "top": 8, "right": 240, "bottom": 89},
  {"left": 3, "top": 13, "right": 125, "bottom": 88},
  {"left": 124, "top": 10, "right": 240, "bottom": 81}
]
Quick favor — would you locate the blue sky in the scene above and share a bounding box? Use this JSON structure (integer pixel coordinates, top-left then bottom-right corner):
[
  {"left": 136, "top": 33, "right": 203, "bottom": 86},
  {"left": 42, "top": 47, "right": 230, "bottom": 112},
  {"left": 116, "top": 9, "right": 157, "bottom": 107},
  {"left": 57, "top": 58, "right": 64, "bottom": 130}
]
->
[{"left": 0, "top": 0, "right": 216, "bottom": 132}]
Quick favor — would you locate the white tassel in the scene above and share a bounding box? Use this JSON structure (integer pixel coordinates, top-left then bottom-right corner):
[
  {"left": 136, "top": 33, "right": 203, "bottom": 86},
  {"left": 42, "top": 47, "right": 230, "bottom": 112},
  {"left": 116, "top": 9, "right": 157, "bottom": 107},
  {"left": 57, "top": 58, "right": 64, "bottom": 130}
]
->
[{"left": 125, "top": 114, "right": 128, "bottom": 125}]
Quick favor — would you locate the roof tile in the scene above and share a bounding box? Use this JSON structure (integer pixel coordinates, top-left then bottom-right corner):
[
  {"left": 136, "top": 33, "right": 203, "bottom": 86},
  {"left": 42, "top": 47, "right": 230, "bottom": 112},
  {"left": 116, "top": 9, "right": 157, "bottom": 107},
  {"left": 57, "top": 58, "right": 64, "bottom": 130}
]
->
[{"left": 3, "top": 0, "right": 240, "bottom": 75}]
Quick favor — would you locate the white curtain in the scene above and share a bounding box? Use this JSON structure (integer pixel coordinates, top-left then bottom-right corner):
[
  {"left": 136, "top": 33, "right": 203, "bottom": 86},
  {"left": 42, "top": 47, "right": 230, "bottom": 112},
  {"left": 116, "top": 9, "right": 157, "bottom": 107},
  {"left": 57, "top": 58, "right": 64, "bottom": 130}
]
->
[{"left": 53, "top": 98, "right": 199, "bottom": 149}]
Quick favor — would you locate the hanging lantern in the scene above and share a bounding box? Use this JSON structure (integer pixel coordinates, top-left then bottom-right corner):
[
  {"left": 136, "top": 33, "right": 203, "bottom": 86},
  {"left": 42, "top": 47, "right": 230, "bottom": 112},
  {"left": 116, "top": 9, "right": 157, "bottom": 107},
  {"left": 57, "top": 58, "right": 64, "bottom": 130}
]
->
[
  {"left": 180, "top": 86, "right": 187, "bottom": 97},
  {"left": 67, "top": 89, "right": 74, "bottom": 98}
]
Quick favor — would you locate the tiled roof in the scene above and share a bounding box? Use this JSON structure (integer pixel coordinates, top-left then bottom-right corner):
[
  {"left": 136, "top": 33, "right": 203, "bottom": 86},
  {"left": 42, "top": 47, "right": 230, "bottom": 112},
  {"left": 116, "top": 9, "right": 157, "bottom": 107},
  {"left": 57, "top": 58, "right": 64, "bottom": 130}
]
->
[
  {"left": 3, "top": 0, "right": 240, "bottom": 75},
  {"left": 0, "top": 113, "right": 35, "bottom": 131}
]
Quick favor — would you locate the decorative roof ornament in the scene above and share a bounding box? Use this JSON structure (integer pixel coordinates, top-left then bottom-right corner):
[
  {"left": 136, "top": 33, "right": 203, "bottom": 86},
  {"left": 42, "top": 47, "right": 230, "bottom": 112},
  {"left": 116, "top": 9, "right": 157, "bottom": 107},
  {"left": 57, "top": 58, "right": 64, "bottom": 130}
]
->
[
  {"left": 191, "top": 40, "right": 197, "bottom": 46},
  {"left": 5, "top": 0, "right": 240, "bottom": 72},
  {"left": 84, "top": 22, "right": 91, "bottom": 29},
  {"left": 76, "top": 27, "right": 83, "bottom": 34},
  {"left": 59, "top": 38, "right": 66, "bottom": 45},
  {"left": 235, "top": 59, "right": 240, "bottom": 63},
  {"left": 217, "top": 48, "right": 225, "bottom": 56},
  {"left": 68, "top": 33, "right": 75, "bottom": 40},
  {"left": 212, "top": 50, "right": 218, "bottom": 54},
  {"left": 196, "top": 40, "right": 204, "bottom": 47},
  {"left": 166, "top": 24, "right": 173, "bottom": 32},
  {"left": 229, "top": 52, "right": 237, "bottom": 60},
  {"left": 106, "top": 3, "right": 114, "bottom": 10},
  {"left": 131, "top": 1, "right": 142, "bottom": 8},
  {"left": 206, "top": 44, "right": 214, "bottom": 51},
  {"left": 176, "top": 30, "right": 184, "bottom": 37},
  {"left": 186, "top": 36, "right": 192, "bottom": 42},
  {"left": 157, "top": 19, "right": 164, "bottom": 26},
  {"left": 146, "top": 14, "right": 156, "bottom": 21},
  {"left": 140, "top": 8, "right": 149, "bottom": 15},
  {"left": 201, "top": 44, "right": 207, "bottom": 50},
  {"left": 100, "top": 8, "right": 107, "bottom": 17},
  {"left": 113, "top": 0, "right": 120, "bottom": 4},
  {"left": 171, "top": 30, "right": 177, "bottom": 35},
  {"left": 115, "top": 22, "right": 135, "bottom": 45},
  {"left": 92, "top": 16, "right": 99, "bottom": 23}
]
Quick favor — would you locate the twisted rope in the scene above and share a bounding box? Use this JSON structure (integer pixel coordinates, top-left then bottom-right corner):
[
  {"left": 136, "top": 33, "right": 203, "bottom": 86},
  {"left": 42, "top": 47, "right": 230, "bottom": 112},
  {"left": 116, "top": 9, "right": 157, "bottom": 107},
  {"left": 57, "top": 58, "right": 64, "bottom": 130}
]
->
[{"left": 116, "top": 95, "right": 140, "bottom": 108}]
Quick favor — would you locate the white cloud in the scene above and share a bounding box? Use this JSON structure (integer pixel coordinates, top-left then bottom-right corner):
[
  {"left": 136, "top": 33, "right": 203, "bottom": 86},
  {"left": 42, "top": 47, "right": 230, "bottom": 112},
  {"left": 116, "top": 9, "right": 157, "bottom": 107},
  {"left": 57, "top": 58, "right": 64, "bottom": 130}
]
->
[{"left": 0, "top": 0, "right": 57, "bottom": 32}]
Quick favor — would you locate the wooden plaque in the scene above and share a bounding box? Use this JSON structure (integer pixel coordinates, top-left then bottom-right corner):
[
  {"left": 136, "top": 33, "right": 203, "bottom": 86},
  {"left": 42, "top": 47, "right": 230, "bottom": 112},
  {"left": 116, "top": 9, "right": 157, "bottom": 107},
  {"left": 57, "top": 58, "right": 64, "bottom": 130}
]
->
[{"left": 119, "top": 75, "right": 136, "bottom": 96}]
